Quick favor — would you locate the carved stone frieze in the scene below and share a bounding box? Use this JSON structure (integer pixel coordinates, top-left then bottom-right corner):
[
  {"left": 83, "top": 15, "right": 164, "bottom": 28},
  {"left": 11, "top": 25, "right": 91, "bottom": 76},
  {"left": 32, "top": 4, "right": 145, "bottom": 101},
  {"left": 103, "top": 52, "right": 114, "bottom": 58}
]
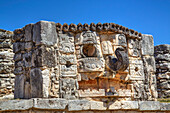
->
[
  {"left": 78, "top": 58, "right": 105, "bottom": 72},
  {"left": 59, "top": 78, "right": 78, "bottom": 99}
]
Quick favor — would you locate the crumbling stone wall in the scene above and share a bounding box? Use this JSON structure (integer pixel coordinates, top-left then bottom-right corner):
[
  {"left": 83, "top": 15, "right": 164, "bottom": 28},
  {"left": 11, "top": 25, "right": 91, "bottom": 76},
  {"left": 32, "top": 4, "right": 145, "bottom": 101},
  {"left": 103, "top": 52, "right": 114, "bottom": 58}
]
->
[
  {"left": 13, "top": 21, "right": 157, "bottom": 101},
  {"left": 0, "top": 29, "right": 14, "bottom": 98},
  {"left": 155, "top": 44, "right": 170, "bottom": 98}
]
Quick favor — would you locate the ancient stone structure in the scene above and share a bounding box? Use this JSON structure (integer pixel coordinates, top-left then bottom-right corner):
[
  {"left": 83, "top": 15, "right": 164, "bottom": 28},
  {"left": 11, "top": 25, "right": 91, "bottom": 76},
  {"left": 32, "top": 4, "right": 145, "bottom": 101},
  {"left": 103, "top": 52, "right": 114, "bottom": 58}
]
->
[
  {"left": 0, "top": 29, "right": 14, "bottom": 99},
  {"left": 155, "top": 44, "right": 170, "bottom": 98},
  {"left": 0, "top": 21, "right": 170, "bottom": 113},
  {"left": 12, "top": 21, "right": 158, "bottom": 101}
]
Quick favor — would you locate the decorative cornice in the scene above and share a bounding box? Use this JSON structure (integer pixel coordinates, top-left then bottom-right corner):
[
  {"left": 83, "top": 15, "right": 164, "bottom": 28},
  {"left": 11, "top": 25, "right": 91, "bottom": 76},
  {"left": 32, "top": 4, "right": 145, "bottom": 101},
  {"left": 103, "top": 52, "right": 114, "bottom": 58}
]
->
[{"left": 56, "top": 23, "right": 142, "bottom": 39}]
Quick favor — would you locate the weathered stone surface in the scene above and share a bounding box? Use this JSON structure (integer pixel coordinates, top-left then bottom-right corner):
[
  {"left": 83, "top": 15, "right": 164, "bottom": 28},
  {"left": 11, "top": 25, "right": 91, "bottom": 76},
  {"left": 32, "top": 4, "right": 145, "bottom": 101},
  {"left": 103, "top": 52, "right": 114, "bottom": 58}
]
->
[
  {"left": 160, "top": 103, "right": 170, "bottom": 111},
  {"left": 33, "top": 21, "right": 58, "bottom": 46},
  {"left": 25, "top": 24, "right": 33, "bottom": 42},
  {"left": 34, "top": 98, "right": 68, "bottom": 109},
  {"left": 139, "top": 101, "right": 160, "bottom": 111},
  {"left": 30, "top": 68, "right": 43, "bottom": 98},
  {"left": 68, "top": 100, "right": 90, "bottom": 111},
  {"left": 0, "top": 99, "right": 33, "bottom": 111},
  {"left": 155, "top": 44, "right": 170, "bottom": 98},
  {"left": 141, "top": 34, "right": 154, "bottom": 56},
  {"left": 121, "top": 101, "right": 138, "bottom": 109},
  {"left": 90, "top": 101, "right": 107, "bottom": 110},
  {"left": 14, "top": 75, "right": 25, "bottom": 99},
  {"left": 108, "top": 101, "right": 121, "bottom": 110}
]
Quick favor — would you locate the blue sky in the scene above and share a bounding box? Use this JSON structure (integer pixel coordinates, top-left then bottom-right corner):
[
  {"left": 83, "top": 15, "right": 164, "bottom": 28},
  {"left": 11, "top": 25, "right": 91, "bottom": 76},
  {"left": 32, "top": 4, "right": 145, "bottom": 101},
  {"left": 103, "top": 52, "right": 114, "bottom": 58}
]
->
[{"left": 0, "top": 0, "right": 170, "bottom": 45}]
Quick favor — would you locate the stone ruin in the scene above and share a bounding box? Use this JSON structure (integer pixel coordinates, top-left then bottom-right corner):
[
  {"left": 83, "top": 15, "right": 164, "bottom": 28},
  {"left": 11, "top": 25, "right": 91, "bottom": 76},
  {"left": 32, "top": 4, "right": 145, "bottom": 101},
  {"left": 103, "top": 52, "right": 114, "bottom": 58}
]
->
[
  {"left": 0, "top": 21, "right": 170, "bottom": 113},
  {"left": 155, "top": 44, "right": 170, "bottom": 98},
  {"left": 0, "top": 29, "right": 14, "bottom": 99},
  {"left": 12, "top": 21, "right": 157, "bottom": 101}
]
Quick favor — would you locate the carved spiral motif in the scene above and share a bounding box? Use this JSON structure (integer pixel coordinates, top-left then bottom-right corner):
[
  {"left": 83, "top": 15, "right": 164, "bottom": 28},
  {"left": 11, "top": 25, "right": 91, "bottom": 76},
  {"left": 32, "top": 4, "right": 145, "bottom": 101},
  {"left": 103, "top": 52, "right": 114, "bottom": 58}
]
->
[{"left": 106, "top": 47, "right": 129, "bottom": 72}]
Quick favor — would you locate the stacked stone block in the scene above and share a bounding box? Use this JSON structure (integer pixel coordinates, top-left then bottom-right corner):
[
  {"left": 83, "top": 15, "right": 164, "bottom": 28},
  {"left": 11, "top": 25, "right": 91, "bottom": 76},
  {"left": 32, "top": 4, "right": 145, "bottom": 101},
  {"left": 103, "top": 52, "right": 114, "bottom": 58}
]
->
[
  {"left": 0, "top": 29, "right": 14, "bottom": 98},
  {"left": 13, "top": 21, "right": 59, "bottom": 98},
  {"left": 155, "top": 44, "right": 170, "bottom": 98}
]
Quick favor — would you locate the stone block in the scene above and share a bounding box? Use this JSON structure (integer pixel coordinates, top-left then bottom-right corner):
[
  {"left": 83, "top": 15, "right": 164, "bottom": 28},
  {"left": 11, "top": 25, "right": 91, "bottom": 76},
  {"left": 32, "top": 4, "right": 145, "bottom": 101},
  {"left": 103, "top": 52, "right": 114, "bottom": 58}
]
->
[
  {"left": 30, "top": 68, "right": 50, "bottom": 98},
  {"left": 33, "top": 21, "right": 58, "bottom": 46},
  {"left": 110, "top": 34, "right": 127, "bottom": 47},
  {"left": 101, "top": 41, "right": 114, "bottom": 55},
  {"left": 121, "top": 101, "right": 139, "bottom": 110},
  {"left": 30, "top": 68, "right": 43, "bottom": 98},
  {"left": 23, "top": 51, "right": 32, "bottom": 68},
  {"left": 160, "top": 103, "right": 170, "bottom": 111},
  {"left": 129, "top": 58, "right": 144, "bottom": 80},
  {"left": 32, "top": 46, "right": 56, "bottom": 68},
  {"left": 142, "top": 56, "right": 156, "bottom": 72},
  {"left": 25, "top": 42, "right": 33, "bottom": 51},
  {"left": 59, "top": 55, "right": 77, "bottom": 65},
  {"left": 78, "top": 89, "right": 105, "bottom": 97},
  {"left": 25, "top": 24, "right": 33, "bottom": 42},
  {"left": 108, "top": 101, "right": 121, "bottom": 110},
  {"left": 14, "top": 74, "right": 25, "bottom": 99},
  {"left": 90, "top": 101, "right": 107, "bottom": 110},
  {"left": 60, "top": 65, "right": 77, "bottom": 77},
  {"left": 34, "top": 98, "right": 68, "bottom": 110},
  {"left": 60, "top": 78, "right": 78, "bottom": 99},
  {"left": 141, "top": 34, "right": 154, "bottom": 55},
  {"left": 68, "top": 100, "right": 90, "bottom": 111},
  {"left": 139, "top": 101, "right": 160, "bottom": 111},
  {"left": 154, "top": 44, "right": 170, "bottom": 54},
  {"left": 14, "top": 53, "right": 22, "bottom": 61},
  {"left": 128, "top": 38, "right": 141, "bottom": 57},
  {"left": 14, "top": 67, "right": 24, "bottom": 75},
  {"left": 0, "top": 99, "right": 33, "bottom": 111}
]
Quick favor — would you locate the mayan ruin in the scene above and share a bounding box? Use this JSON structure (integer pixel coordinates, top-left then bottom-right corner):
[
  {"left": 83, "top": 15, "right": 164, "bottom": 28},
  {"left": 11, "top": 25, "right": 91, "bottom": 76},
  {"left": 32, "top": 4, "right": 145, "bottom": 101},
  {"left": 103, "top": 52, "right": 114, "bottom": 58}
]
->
[{"left": 0, "top": 21, "right": 169, "bottom": 113}]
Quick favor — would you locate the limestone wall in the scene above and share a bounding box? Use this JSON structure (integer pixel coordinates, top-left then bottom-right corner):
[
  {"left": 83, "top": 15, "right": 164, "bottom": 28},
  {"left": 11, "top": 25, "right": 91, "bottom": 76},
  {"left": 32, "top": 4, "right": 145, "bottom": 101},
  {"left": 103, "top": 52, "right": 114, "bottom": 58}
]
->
[
  {"left": 0, "top": 29, "right": 14, "bottom": 99},
  {"left": 155, "top": 44, "right": 170, "bottom": 98}
]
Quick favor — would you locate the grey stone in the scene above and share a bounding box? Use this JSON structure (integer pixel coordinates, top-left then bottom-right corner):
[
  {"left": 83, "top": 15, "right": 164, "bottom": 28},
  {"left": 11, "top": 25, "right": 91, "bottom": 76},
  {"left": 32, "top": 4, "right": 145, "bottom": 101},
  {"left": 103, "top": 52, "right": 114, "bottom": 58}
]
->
[
  {"left": 30, "top": 68, "right": 43, "bottom": 98},
  {"left": 154, "top": 44, "right": 170, "bottom": 54},
  {"left": 141, "top": 34, "right": 154, "bottom": 56},
  {"left": 68, "top": 100, "right": 90, "bottom": 111},
  {"left": 14, "top": 53, "right": 22, "bottom": 61},
  {"left": 25, "top": 42, "right": 33, "bottom": 50},
  {"left": 155, "top": 53, "right": 170, "bottom": 62},
  {"left": 139, "top": 101, "right": 160, "bottom": 111},
  {"left": 160, "top": 103, "right": 170, "bottom": 111},
  {"left": 14, "top": 75, "right": 25, "bottom": 99},
  {"left": 25, "top": 24, "right": 33, "bottom": 42},
  {"left": 121, "top": 101, "right": 139, "bottom": 110},
  {"left": 33, "top": 21, "right": 58, "bottom": 46},
  {"left": 0, "top": 99, "right": 33, "bottom": 111},
  {"left": 142, "top": 56, "right": 156, "bottom": 72},
  {"left": 13, "top": 42, "right": 25, "bottom": 53},
  {"left": 34, "top": 98, "right": 68, "bottom": 110},
  {"left": 90, "top": 101, "right": 107, "bottom": 110}
]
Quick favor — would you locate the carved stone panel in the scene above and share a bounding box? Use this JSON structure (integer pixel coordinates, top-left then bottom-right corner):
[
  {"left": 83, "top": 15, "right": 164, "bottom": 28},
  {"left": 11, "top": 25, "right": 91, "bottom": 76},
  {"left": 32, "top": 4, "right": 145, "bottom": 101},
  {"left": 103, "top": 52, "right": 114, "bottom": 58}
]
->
[
  {"left": 60, "top": 65, "right": 77, "bottom": 77},
  {"left": 101, "top": 41, "right": 114, "bottom": 55},
  {"left": 78, "top": 58, "right": 105, "bottom": 72},
  {"left": 128, "top": 39, "right": 141, "bottom": 57},
  {"left": 59, "top": 55, "right": 77, "bottom": 65},
  {"left": 59, "top": 78, "right": 78, "bottom": 99},
  {"left": 59, "top": 43, "right": 75, "bottom": 53},
  {"left": 75, "top": 31, "right": 100, "bottom": 45},
  {"left": 129, "top": 58, "right": 144, "bottom": 80},
  {"left": 110, "top": 34, "right": 127, "bottom": 47}
]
